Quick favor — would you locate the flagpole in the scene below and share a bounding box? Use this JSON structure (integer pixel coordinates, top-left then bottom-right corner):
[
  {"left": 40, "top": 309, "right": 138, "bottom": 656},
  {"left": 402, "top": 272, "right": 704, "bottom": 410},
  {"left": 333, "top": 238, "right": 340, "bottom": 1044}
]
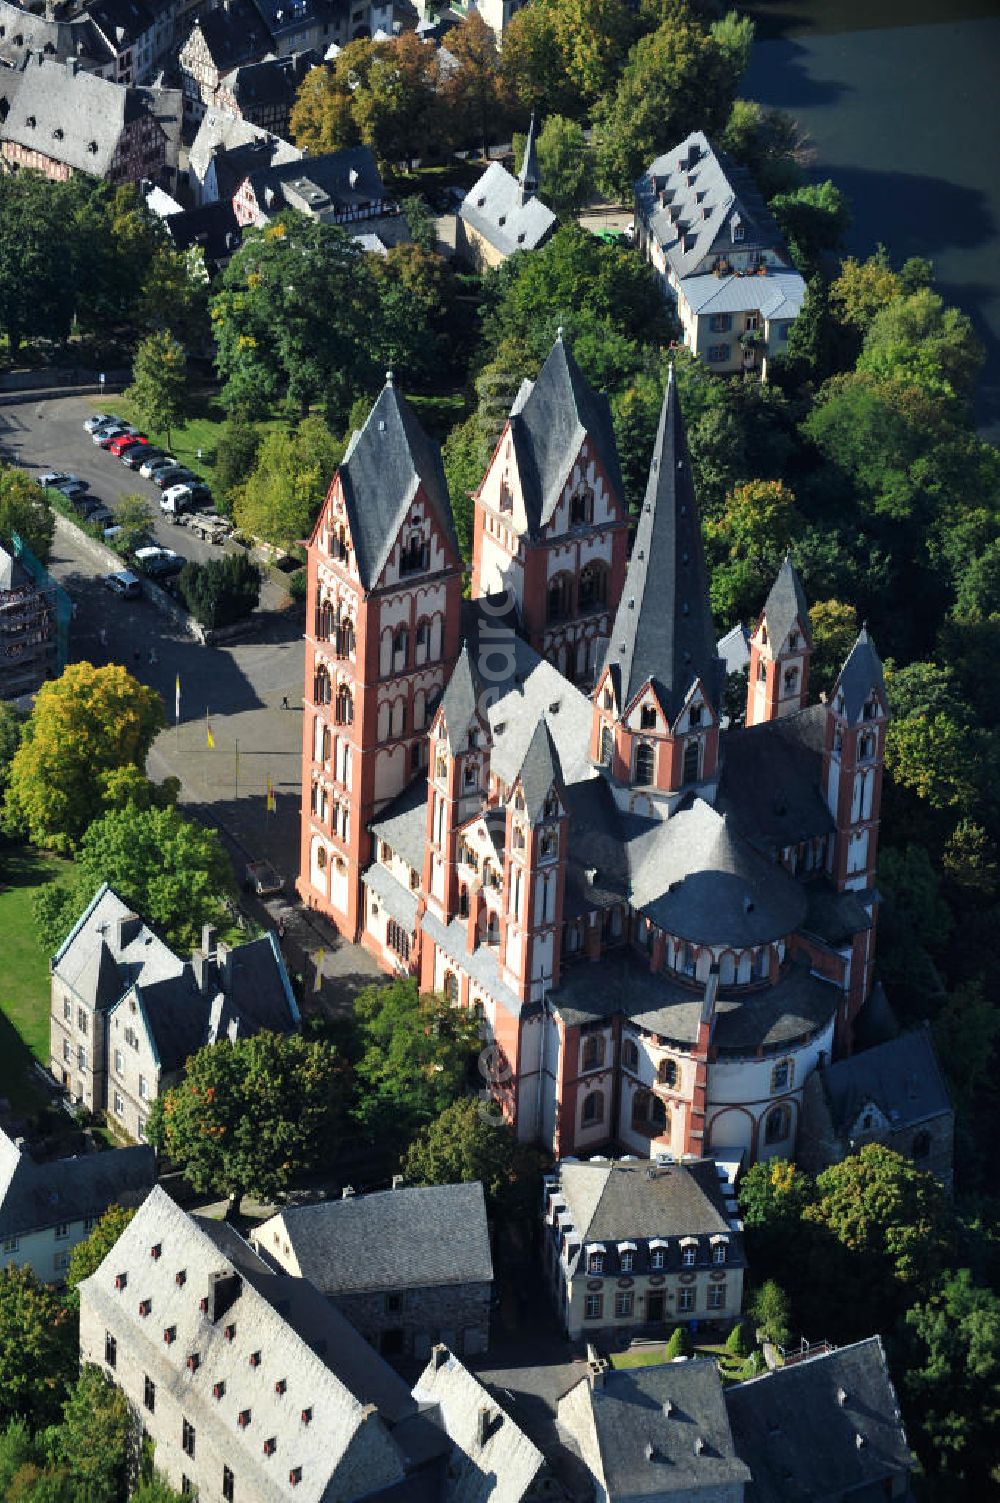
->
[{"left": 235, "top": 739, "right": 239, "bottom": 801}]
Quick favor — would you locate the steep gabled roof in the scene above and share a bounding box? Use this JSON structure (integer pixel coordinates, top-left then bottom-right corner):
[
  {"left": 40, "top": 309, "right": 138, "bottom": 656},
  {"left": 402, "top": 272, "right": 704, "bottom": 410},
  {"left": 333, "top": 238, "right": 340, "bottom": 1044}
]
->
[
  {"left": 338, "top": 377, "right": 460, "bottom": 590},
  {"left": 604, "top": 367, "right": 721, "bottom": 721},
  {"left": 558, "top": 1158, "right": 734, "bottom": 1244},
  {"left": 834, "top": 627, "right": 886, "bottom": 724},
  {"left": 821, "top": 1029, "right": 952, "bottom": 1135},
  {"left": 505, "top": 333, "right": 625, "bottom": 537},
  {"left": 760, "top": 555, "right": 811, "bottom": 649},
  {"left": 512, "top": 716, "right": 564, "bottom": 823},
  {"left": 0, "top": 1128, "right": 154, "bottom": 1240},
  {"left": 459, "top": 160, "right": 556, "bottom": 259},
  {"left": 438, "top": 642, "right": 484, "bottom": 756}
]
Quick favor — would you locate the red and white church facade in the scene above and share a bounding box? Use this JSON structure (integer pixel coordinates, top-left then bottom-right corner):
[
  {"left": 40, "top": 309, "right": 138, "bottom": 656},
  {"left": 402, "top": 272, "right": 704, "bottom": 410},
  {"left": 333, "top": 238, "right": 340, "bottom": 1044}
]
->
[{"left": 297, "top": 335, "right": 889, "bottom": 1167}]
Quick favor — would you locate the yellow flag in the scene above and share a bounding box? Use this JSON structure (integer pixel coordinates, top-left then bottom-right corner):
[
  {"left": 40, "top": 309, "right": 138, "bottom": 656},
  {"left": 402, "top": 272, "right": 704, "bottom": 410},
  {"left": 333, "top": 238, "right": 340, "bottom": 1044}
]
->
[
  {"left": 313, "top": 949, "right": 325, "bottom": 992},
  {"left": 266, "top": 773, "right": 276, "bottom": 813},
  {"left": 206, "top": 722, "right": 215, "bottom": 749}
]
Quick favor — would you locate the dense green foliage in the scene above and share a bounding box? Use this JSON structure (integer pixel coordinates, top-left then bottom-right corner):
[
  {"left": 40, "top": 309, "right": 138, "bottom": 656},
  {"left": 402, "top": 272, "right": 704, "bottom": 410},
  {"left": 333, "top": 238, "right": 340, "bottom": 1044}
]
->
[
  {"left": 0, "top": 465, "right": 55, "bottom": 565},
  {"left": 178, "top": 551, "right": 262, "bottom": 629},
  {"left": 403, "top": 1096, "right": 544, "bottom": 1218},
  {"left": 66, "top": 1206, "right": 137, "bottom": 1291},
  {"left": 125, "top": 333, "right": 188, "bottom": 449},
  {"left": 0, "top": 1268, "right": 76, "bottom": 1430}
]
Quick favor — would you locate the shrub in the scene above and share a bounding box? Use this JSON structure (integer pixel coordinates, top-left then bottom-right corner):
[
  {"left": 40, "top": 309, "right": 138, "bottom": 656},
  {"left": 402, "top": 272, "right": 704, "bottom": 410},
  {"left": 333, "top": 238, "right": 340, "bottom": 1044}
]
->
[
  {"left": 664, "top": 1325, "right": 692, "bottom": 1360},
  {"left": 288, "top": 569, "right": 307, "bottom": 602},
  {"left": 178, "top": 551, "right": 261, "bottom": 628},
  {"left": 725, "top": 1319, "right": 753, "bottom": 1358}
]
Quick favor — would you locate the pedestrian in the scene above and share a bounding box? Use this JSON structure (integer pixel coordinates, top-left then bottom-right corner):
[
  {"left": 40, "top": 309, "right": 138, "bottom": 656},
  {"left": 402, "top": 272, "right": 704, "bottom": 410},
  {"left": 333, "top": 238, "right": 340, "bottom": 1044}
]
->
[
  {"left": 281, "top": 695, "right": 289, "bottom": 710},
  {"left": 98, "top": 627, "right": 108, "bottom": 649},
  {"left": 149, "top": 647, "right": 157, "bottom": 665},
  {"left": 277, "top": 917, "right": 286, "bottom": 947}
]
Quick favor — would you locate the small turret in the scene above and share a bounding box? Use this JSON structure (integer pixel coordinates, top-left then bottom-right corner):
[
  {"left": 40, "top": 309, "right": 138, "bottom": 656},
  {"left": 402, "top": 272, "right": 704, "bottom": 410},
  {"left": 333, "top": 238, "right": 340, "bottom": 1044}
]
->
[
  {"left": 746, "top": 554, "right": 812, "bottom": 726},
  {"left": 518, "top": 112, "right": 539, "bottom": 205},
  {"left": 821, "top": 627, "right": 888, "bottom": 893}
]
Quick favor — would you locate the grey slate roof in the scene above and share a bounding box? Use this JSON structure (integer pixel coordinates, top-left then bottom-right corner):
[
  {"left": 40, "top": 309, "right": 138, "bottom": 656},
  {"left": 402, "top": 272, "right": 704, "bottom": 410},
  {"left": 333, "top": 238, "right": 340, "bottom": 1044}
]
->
[
  {"left": 412, "top": 1347, "right": 546, "bottom": 1503},
  {"left": 189, "top": 0, "right": 269, "bottom": 73},
  {"left": 0, "top": 1129, "right": 154, "bottom": 1240},
  {"left": 820, "top": 1029, "right": 952, "bottom": 1136},
  {"left": 164, "top": 200, "right": 241, "bottom": 262},
  {"left": 220, "top": 47, "right": 319, "bottom": 111},
  {"left": 603, "top": 367, "right": 722, "bottom": 722},
  {"left": 504, "top": 333, "right": 625, "bottom": 539},
  {"left": 802, "top": 883, "right": 871, "bottom": 948},
  {"left": 725, "top": 1337, "right": 912, "bottom": 1503},
  {"left": 0, "top": 56, "right": 142, "bottom": 177},
  {"left": 257, "top": 1182, "right": 493, "bottom": 1294},
  {"left": 54, "top": 884, "right": 183, "bottom": 1008},
  {"left": 370, "top": 776, "right": 428, "bottom": 875},
  {"left": 338, "top": 377, "right": 461, "bottom": 590},
  {"left": 716, "top": 704, "right": 834, "bottom": 857},
  {"left": 460, "top": 159, "right": 556, "bottom": 259},
  {"left": 628, "top": 798, "right": 808, "bottom": 947},
  {"left": 636, "top": 130, "right": 790, "bottom": 281},
  {"left": 557, "top": 1158, "right": 735, "bottom": 1245},
  {"left": 579, "top": 1359, "right": 751, "bottom": 1498},
  {"left": 362, "top": 863, "right": 419, "bottom": 931},
  {"left": 835, "top": 627, "right": 886, "bottom": 725},
  {"left": 679, "top": 269, "right": 805, "bottom": 321},
  {"left": 759, "top": 555, "right": 811, "bottom": 650},
  {"left": 512, "top": 716, "right": 563, "bottom": 823},
  {"left": 246, "top": 145, "right": 390, "bottom": 223},
  {"left": 437, "top": 642, "right": 483, "bottom": 756},
  {"left": 81, "top": 1187, "right": 411, "bottom": 1501},
  {"left": 87, "top": 0, "right": 153, "bottom": 51},
  {"left": 0, "top": 4, "right": 108, "bottom": 71},
  {"left": 188, "top": 107, "right": 301, "bottom": 196}
]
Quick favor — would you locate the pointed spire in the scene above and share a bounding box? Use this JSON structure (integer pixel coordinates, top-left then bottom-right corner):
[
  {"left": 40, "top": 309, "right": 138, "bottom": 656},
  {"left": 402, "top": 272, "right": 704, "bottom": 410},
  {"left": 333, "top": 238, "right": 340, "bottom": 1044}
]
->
[
  {"left": 760, "top": 553, "right": 811, "bottom": 648},
  {"left": 833, "top": 627, "right": 886, "bottom": 723},
  {"left": 438, "top": 642, "right": 484, "bottom": 755},
  {"left": 603, "top": 369, "right": 720, "bottom": 721},
  {"left": 513, "top": 716, "right": 563, "bottom": 823},
  {"left": 518, "top": 111, "right": 539, "bottom": 204}
]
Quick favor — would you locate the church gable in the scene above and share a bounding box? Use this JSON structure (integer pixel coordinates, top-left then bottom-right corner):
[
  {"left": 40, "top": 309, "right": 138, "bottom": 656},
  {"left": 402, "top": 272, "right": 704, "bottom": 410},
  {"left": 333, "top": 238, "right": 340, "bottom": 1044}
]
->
[
  {"left": 371, "top": 491, "right": 462, "bottom": 592},
  {"left": 476, "top": 418, "right": 532, "bottom": 537},
  {"left": 541, "top": 431, "right": 625, "bottom": 540}
]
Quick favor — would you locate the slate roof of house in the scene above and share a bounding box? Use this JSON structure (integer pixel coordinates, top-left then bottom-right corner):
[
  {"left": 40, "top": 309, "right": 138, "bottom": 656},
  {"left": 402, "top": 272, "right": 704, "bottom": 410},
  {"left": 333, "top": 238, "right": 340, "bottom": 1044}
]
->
[
  {"left": 679, "top": 269, "right": 806, "bottom": 321},
  {"left": 246, "top": 144, "right": 388, "bottom": 222},
  {"left": 87, "top": 0, "right": 153, "bottom": 51},
  {"left": 250, "top": 0, "right": 346, "bottom": 42},
  {"left": 574, "top": 1359, "right": 751, "bottom": 1498},
  {"left": 54, "top": 884, "right": 183, "bottom": 1006},
  {"left": 0, "top": 4, "right": 108, "bottom": 71},
  {"left": 0, "top": 1129, "right": 154, "bottom": 1240},
  {"left": 0, "top": 56, "right": 142, "bottom": 177},
  {"left": 362, "top": 863, "right": 420, "bottom": 931},
  {"left": 188, "top": 107, "right": 301, "bottom": 195},
  {"left": 834, "top": 627, "right": 886, "bottom": 725},
  {"left": 460, "top": 159, "right": 556, "bottom": 259},
  {"left": 370, "top": 775, "right": 428, "bottom": 874},
  {"left": 603, "top": 367, "right": 722, "bottom": 722},
  {"left": 636, "top": 130, "right": 789, "bottom": 281},
  {"left": 220, "top": 47, "right": 319, "bottom": 111},
  {"left": 717, "top": 622, "right": 750, "bottom": 675},
  {"left": 820, "top": 1029, "right": 952, "bottom": 1135},
  {"left": 759, "top": 555, "right": 811, "bottom": 649},
  {"left": 188, "top": 0, "right": 271, "bottom": 72},
  {"left": 556, "top": 1158, "right": 735, "bottom": 1245},
  {"left": 502, "top": 333, "right": 625, "bottom": 539},
  {"left": 716, "top": 704, "right": 834, "bottom": 857},
  {"left": 256, "top": 1182, "right": 493, "bottom": 1294},
  {"left": 627, "top": 798, "right": 808, "bottom": 947},
  {"left": 164, "top": 200, "right": 242, "bottom": 261},
  {"left": 412, "top": 1346, "right": 546, "bottom": 1503},
  {"left": 419, "top": 909, "right": 524, "bottom": 1019},
  {"left": 337, "top": 376, "right": 460, "bottom": 590},
  {"left": 81, "top": 1187, "right": 412, "bottom": 1502},
  {"left": 725, "top": 1337, "right": 912, "bottom": 1502}
]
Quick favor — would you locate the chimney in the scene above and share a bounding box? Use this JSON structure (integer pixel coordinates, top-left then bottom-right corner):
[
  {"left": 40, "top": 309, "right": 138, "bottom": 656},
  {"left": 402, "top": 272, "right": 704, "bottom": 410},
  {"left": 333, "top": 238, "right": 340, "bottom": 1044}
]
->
[
  {"left": 391, "top": 1174, "right": 404, "bottom": 1190},
  {"left": 341, "top": 1185, "right": 355, "bottom": 1199},
  {"left": 206, "top": 1270, "right": 241, "bottom": 1323},
  {"left": 202, "top": 924, "right": 218, "bottom": 957},
  {"left": 431, "top": 1345, "right": 448, "bottom": 1371},
  {"left": 116, "top": 913, "right": 141, "bottom": 950},
  {"left": 476, "top": 1406, "right": 491, "bottom": 1449}
]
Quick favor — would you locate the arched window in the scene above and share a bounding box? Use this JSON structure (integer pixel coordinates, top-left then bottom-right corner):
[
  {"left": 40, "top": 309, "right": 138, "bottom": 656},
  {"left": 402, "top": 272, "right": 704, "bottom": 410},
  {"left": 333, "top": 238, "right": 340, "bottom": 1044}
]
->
[
  {"left": 753, "top": 947, "right": 769, "bottom": 981},
  {"left": 635, "top": 743, "right": 655, "bottom": 785},
  {"left": 582, "top": 1090, "right": 604, "bottom": 1126},
  {"left": 859, "top": 730, "right": 877, "bottom": 761},
  {"left": 543, "top": 791, "right": 559, "bottom": 819},
  {"left": 386, "top": 921, "right": 410, "bottom": 960},
  {"left": 569, "top": 491, "right": 593, "bottom": 527},
  {"left": 458, "top": 886, "right": 469, "bottom": 919},
  {"left": 316, "top": 599, "right": 335, "bottom": 640},
  {"left": 764, "top": 1104, "right": 791, "bottom": 1144},
  {"left": 392, "top": 629, "right": 408, "bottom": 671},
  {"left": 600, "top": 724, "right": 613, "bottom": 765},
  {"left": 912, "top": 1130, "right": 931, "bottom": 1160},
  {"left": 683, "top": 739, "right": 700, "bottom": 784},
  {"left": 483, "top": 912, "right": 500, "bottom": 946},
  {"left": 443, "top": 970, "right": 458, "bottom": 1003},
  {"left": 757, "top": 660, "right": 767, "bottom": 682},
  {"left": 631, "top": 1088, "right": 667, "bottom": 1134},
  {"left": 582, "top": 1035, "right": 604, "bottom": 1071},
  {"left": 540, "top": 831, "right": 557, "bottom": 859},
  {"left": 335, "top": 684, "right": 353, "bottom": 725},
  {"left": 657, "top": 1057, "right": 678, "bottom": 1088},
  {"left": 622, "top": 1038, "right": 639, "bottom": 1073},
  {"left": 400, "top": 534, "right": 428, "bottom": 575},
  {"left": 783, "top": 666, "right": 799, "bottom": 694},
  {"left": 578, "top": 562, "right": 607, "bottom": 610},
  {"left": 547, "top": 576, "right": 572, "bottom": 624},
  {"left": 719, "top": 952, "right": 736, "bottom": 986},
  {"left": 336, "top": 617, "right": 355, "bottom": 659},
  {"left": 680, "top": 944, "right": 696, "bottom": 978},
  {"left": 770, "top": 1058, "right": 792, "bottom": 1092},
  {"left": 640, "top": 704, "right": 656, "bottom": 730},
  {"left": 313, "top": 664, "right": 332, "bottom": 705},
  {"left": 512, "top": 825, "right": 525, "bottom": 851}
]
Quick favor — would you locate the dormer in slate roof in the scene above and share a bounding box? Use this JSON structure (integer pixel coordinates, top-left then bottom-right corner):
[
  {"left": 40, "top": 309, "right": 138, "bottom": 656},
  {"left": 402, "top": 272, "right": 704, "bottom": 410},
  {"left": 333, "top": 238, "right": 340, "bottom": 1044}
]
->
[
  {"left": 746, "top": 554, "right": 813, "bottom": 726},
  {"left": 831, "top": 627, "right": 886, "bottom": 726}
]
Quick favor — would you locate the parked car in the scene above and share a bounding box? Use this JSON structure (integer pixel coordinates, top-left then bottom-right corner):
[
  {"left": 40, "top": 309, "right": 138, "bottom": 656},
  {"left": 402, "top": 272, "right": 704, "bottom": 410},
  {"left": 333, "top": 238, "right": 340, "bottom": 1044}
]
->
[
  {"left": 134, "top": 545, "right": 184, "bottom": 579},
  {"left": 37, "top": 471, "right": 73, "bottom": 489},
  {"left": 140, "top": 453, "right": 175, "bottom": 479},
  {"left": 109, "top": 433, "right": 147, "bottom": 458},
  {"left": 103, "top": 570, "right": 141, "bottom": 599},
  {"left": 122, "top": 444, "right": 159, "bottom": 470},
  {"left": 75, "top": 494, "right": 106, "bottom": 515},
  {"left": 84, "top": 413, "right": 118, "bottom": 433},
  {"left": 55, "top": 480, "right": 88, "bottom": 501},
  {"left": 87, "top": 505, "right": 115, "bottom": 529},
  {"left": 154, "top": 467, "right": 194, "bottom": 490},
  {"left": 97, "top": 425, "right": 135, "bottom": 448}
]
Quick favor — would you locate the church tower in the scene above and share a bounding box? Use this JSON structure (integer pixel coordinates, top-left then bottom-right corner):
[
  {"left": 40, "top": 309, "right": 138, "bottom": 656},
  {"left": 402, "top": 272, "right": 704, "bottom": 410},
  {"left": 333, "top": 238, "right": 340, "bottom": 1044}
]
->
[
  {"left": 471, "top": 332, "right": 629, "bottom": 685},
  {"left": 499, "top": 718, "right": 568, "bottom": 1006},
  {"left": 746, "top": 555, "right": 812, "bottom": 726},
  {"left": 298, "top": 376, "right": 464, "bottom": 941},
  {"left": 822, "top": 628, "right": 888, "bottom": 894},
  {"left": 590, "top": 367, "right": 724, "bottom": 818},
  {"left": 422, "top": 645, "right": 491, "bottom": 928}
]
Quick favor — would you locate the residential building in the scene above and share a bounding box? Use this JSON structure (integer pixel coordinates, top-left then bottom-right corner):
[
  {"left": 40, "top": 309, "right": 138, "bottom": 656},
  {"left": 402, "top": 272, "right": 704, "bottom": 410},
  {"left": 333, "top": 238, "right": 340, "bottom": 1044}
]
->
[
  {"left": 213, "top": 48, "right": 319, "bottom": 137},
  {"left": 164, "top": 199, "right": 242, "bottom": 269},
  {"left": 558, "top": 1352, "right": 751, "bottom": 1501},
  {"left": 297, "top": 335, "right": 889, "bottom": 1167},
  {"left": 0, "top": 0, "right": 116, "bottom": 77},
  {"left": 411, "top": 0, "right": 527, "bottom": 41},
  {"left": 544, "top": 1158, "right": 744, "bottom": 1340},
  {"left": 799, "top": 1028, "right": 954, "bottom": 1190},
  {"left": 635, "top": 131, "right": 806, "bottom": 377},
  {"left": 232, "top": 145, "right": 408, "bottom": 248},
  {"left": 187, "top": 107, "right": 302, "bottom": 206},
  {"left": 84, "top": 0, "right": 156, "bottom": 82},
  {"left": 251, "top": 1181, "right": 493, "bottom": 1358},
  {"left": 178, "top": 0, "right": 272, "bottom": 119},
  {"left": 81, "top": 1189, "right": 543, "bottom": 1501},
  {"left": 725, "top": 1337, "right": 914, "bottom": 1501},
  {"left": 0, "top": 1127, "right": 154, "bottom": 1283},
  {"left": 249, "top": 0, "right": 351, "bottom": 57},
  {"left": 0, "top": 542, "right": 57, "bottom": 700},
  {"left": 458, "top": 116, "right": 557, "bottom": 271},
  {"left": 0, "top": 56, "right": 180, "bottom": 188},
  {"left": 49, "top": 885, "right": 299, "bottom": 1141}
]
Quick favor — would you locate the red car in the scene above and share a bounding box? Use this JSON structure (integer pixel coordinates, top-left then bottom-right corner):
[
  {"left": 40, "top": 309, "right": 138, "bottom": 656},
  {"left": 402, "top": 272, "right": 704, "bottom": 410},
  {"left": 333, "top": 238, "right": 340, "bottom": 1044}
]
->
[{"left": 108, "top": 433, "right": 148, "bottom": 458}]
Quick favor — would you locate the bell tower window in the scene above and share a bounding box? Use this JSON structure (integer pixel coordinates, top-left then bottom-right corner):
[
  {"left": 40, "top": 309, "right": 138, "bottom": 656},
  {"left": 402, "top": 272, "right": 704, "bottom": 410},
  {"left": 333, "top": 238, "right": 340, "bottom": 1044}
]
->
[
  {"left": 600, "top": 724, "right": 613, "bottom": 765},
  {"left": 640, "top": 704, "right": 656, "bottom": 730},
  {"left": 635, "top": 743, "right": 655, "bottom": 785},
  {"left": 682, "top": 740, "right": 700, "bottom": 784}
]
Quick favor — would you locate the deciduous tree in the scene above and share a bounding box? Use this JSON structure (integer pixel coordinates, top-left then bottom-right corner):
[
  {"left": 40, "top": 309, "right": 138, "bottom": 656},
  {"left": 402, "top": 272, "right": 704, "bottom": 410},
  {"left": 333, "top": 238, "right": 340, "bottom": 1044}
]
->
[
  {"left": 54, "top": 1367, "right": 133, "bottom": 1503},
  {"left": 3, "top": 663, "right": 164, "bottom": 852},
  {"left": 66, "top": 1205, "right": 137, "bottom": 1290},
  {"left": 109, "top": 494, "right": 155, "bottom": 557},
  {"left": 213, "top": 412, "right": 261, "bottom": 509},
  {"left": 234, "top": 416, "right": 343, "bottom": 547},
  {"left": 403, "top": 1096, "right": 541, "bottom": 1217},
  {"left": 807, "top": 598, "right": 857, "bottom": 698},
  {"left": 829, "top": 250, "right": 903, "bottom": 334},
  {"left": 748, "top": 1280, "right": 791, "bottom": 1347},
  {"left": 438, "top": 13, "right": 510, "bottom": 155},
  {"left": 858, "top": 287, "right": 984, "bottom": 400},
  {"left": 0, "top": 464, "right": 55, "bottom": 564},
  {"left": 0, "top": 1267, "right": 76, "bottom": 1429},
  {"left": 533, "top": 114, "right": 590, "bottom": 217},
  {"left": 721, "top": 98, "right": 801, "bottom": 197},
  {"left": 146, "top": 1032, "right": 345, "bottom": 1211},
  {"left": 178, "top": 551, "right": 262, "bottom": 629},
  {"left": 770, "top": 180, "right": 850, "bottom": 273},
  {"left": 125, "top": 332, "right": 188, "bottom": 450}
]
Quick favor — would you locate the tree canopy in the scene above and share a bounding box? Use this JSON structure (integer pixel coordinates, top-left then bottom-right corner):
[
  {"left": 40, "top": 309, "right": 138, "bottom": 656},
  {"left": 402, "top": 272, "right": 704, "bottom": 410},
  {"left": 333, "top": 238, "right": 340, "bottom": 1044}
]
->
[
  {"left": 66, "top": 1206, "right": 137, "bottom": 1291},
  {"left": 125, "top": 332, "right": 188, "bottom": 449},
  {"left": 233, "top": 416, "right": 342, "bottom": 547},
  {"left": 403, "top": 1096, "right": 542, "bottom": 1218},
  {"left": 0, "top": 1267, "right": 76, "bottom": 1430},
  {"left": 0, "top": 466, "right": 55, "bottom": 565}
]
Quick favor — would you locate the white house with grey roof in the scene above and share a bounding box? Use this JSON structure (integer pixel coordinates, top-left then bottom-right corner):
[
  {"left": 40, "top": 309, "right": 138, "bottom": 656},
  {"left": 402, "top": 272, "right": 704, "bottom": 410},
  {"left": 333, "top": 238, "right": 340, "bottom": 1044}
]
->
[
  {"left": 544, "top": 1158, "right": 744, "bottom": 1340},
  {"left": 50, "top": 884, "right": 299, "bottom": 1143},
  {"left": 252, "top": 1181, "right": 493, "bottom": 1359},
  {"left": 0, "top": 1126, "right": 153, "bottom": 1283},
  {"left": 458, "top": 116, "right": 556, "bottom": 271},
  {"left": 635, "top": 131, "right": 805, "bottom": 376}
]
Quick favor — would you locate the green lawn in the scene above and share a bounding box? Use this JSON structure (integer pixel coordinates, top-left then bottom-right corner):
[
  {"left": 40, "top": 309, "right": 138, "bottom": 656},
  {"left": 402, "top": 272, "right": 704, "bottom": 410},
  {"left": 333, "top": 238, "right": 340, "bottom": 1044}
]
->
[
  {"left": 0, "top": 847, "right": 73, "bottom": 1112},
  {"left": 610, "top": 1343, "right": 672, "bottom": 1370},
  {"left": 111, "top": 391, "right": 232, "bottom": 496}
]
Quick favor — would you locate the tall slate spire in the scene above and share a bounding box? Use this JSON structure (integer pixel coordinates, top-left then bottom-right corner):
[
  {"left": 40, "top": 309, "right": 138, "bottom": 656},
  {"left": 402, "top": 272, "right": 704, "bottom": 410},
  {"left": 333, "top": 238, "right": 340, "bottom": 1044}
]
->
[
  {"left": 605, "top": 367, "right": 721, "bottom": 721},
  {"left": 518, "top": 112, "right": 540, "bottom": 204}
]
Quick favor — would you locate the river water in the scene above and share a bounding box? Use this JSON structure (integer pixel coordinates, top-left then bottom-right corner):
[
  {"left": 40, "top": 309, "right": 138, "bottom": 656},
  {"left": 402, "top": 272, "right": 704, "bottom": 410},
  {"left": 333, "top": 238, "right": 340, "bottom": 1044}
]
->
[{"left": 741, "top": 0, "right": 1000, "bottom": 439}]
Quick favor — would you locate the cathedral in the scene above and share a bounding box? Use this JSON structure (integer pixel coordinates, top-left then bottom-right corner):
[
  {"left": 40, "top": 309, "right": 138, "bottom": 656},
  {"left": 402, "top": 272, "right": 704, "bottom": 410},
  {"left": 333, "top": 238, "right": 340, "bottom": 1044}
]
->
[{"left": 297, "top": 334, "right": 888, "bottom": 1167}]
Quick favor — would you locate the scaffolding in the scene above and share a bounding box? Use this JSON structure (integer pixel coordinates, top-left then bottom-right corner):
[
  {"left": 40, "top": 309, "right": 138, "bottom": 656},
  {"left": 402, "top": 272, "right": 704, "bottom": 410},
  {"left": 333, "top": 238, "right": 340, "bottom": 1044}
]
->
[{"left": 0, "top": 533, "right": 69, "bottom": 701}]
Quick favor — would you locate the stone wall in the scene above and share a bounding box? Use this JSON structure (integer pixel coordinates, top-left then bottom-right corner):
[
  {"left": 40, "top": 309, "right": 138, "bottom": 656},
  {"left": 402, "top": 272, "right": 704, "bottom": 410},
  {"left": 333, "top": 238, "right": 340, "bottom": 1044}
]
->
[
  {"left": 329, "top": 1280, "right": 491, "bottom": 1360},
  {"left": 799, "top": 1070, "right": 955, "bottom": 1192}
]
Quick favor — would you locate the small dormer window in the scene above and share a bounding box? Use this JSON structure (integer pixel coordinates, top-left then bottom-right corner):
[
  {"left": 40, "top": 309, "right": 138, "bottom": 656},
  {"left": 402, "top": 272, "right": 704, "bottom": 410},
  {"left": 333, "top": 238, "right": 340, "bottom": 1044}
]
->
[
  {"left": 249, "top": 1350, "right": 261, "bottom": 1367},
  {"left": 175, "top": 1269, "right": 186, "bottom": 1286},
  {"left": 289, "top": 1468, "right": 302, "bottom": 1487},
  {"left": 115, "top": 1272, "right": 127, "bottom": 1290},
  {"left": 224, "top": 1323, "right": 236, "bottom": 1341},
  {"left": 712, "top": 1243, "right": 727, "bottom": 1265},
  {"left": 275, "top": 1378, "right": 287, "bottom": 1395},
  {"left": 650, "top": 1247, "right": 665, "bottom": 1270},
  {"left": 213, "top": 1380, "right": 226, "bottom": 1400},
  {"left": 138, "top": 1298, "right": 151, "bottom": 1317},
  {"left": 163, "top": 1325, "right": 176, "bottom": 1344},
  {"left": 150, "top": 1243, "right": 161, "bottom": 1260},
  {"left": 238, "top": 1409, "right": 251, "bottom": 1429},
  {"left": 187, "top": 1352, "right": 200, "bottom": 1372},
  {"left": 588, "top": 1251, "right": 604, "bottom": 1274},
  {"left": 301, "top": 1408, "right": 312, "bottom": 1426},
  {"left": 788, "top": 630, "right": 799, "bottom": 650},
  {"left": 681, "top": 1245, "right": 697, "bottom": 1267},
  {"left": 263, "top": 1437, "right": 277, "bottom": 1457}
]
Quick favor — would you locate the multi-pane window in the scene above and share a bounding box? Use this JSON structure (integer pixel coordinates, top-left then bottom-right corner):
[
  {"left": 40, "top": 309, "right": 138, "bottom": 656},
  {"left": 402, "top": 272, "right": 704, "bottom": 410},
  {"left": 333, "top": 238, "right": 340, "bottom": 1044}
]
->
[
  {"left": 139, "top": 1076, "right": 149, "bottom": 1100},
  {"left": 620, "top": 1251, "right": 634, "bottom": 1273},
  {"left": 712, "top": 1243, "right": 727, "bottom": 1265},
  {"left": 585, "top": 1294, "right": 603, "bottom": 1321},
  {"left": 614, "top": 1292, "right": 634, "bottom": 1318},
  {"left": 682, "top": 1245, "right": 697, "bottom": 1267},
  {"left": 144, "top": 1375, "right": 155, "bottom": 1412},
  {"left": 55, "top": 1223, "right": 69, "bottom": 1240},
  {"left": 113, "top": 1092, "right": 124, "bottom": 1117},
  {"left": 650, "top": 1248, "right": 665, "bottom": 1270},
  {"left": 182, "top": 1418, "right": 195, "bottom": 1458},
  {"left": 588, "top": 1252, "right": 604, "bottom": 1275},
  {"left": 63, "top": 997, "right": 72, "bottom": 1021},
  {"left": 114, "top": 1049, "right": 124, "bottom": 1075},
  {"left": 708, "top": 344, "right": 731, "bottom": 363},
  {"left": 78, "top": 1007, "right": 88, "bottom": 1033},
  {"left": 678, "top": 1287, "right": 695, "bottom": 1312},
  {"left": 708, "top": 1284, "right": 726, "bottom": 1309}
]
